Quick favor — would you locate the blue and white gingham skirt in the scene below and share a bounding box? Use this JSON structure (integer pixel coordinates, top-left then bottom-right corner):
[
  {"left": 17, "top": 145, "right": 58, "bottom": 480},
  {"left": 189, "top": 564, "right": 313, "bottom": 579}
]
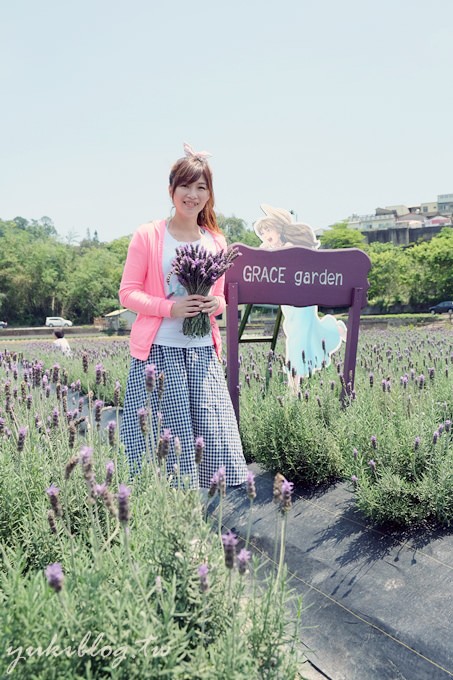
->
[{"left": 120, "top": 345, "right": 248, "bottom": 489}]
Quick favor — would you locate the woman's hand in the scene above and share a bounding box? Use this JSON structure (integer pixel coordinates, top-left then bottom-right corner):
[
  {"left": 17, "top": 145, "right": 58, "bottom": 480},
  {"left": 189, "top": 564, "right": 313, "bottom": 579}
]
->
[
  {"left": 170, "top": 295, "right": 205, "bottom": 318},
  {"left": 199, "top": 295, "right": 220, "bottom": 316}
]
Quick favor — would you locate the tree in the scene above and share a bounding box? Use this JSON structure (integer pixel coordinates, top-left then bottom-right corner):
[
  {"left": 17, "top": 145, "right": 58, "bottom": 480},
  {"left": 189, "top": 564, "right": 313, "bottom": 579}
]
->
[
  {"left": 217, "top": 214, "right": 260, "bottom": 247},
  {"left": 319, "top": 222, "right": 366, "bottom": 250},
  {"left": 367, "top": 242, "right": 412, "bottom": 308},
  {"left": 406, "top": 228, "right": 453, "bottom": 306}
]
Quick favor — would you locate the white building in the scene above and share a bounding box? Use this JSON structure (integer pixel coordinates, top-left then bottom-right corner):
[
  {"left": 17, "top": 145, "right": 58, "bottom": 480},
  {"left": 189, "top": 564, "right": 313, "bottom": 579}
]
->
[
  {"left": 438, "top": 194, "right": 453, "bottom": 215},
  {"left": 420, "top": 201, "right": 438, "bottom": 215},
  {"left": 347, "top": 213, "right": 396, "bottom": 231}
]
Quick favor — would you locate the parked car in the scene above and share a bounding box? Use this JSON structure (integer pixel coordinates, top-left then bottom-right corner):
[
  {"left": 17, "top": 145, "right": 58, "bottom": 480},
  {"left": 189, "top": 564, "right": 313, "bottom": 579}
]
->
[
  {"left": 429, "top": 301, "right": 453, "bottom": 314},
  {"left": 0, "top": 320, "right": 7, "bottom": 329},
  {"left": 45, "top": 316, "right": 73, "bottom": 327}
]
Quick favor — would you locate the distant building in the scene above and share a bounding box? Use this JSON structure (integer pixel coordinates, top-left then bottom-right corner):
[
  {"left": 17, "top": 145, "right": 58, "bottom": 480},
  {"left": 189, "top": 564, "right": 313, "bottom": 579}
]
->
[
  {"left": 344, "top": 193, "right": 452, "bottom": 246},
  {"left": 386, "top": 205, "right": 420, "bottom": 217},
  {"left": 421, "top": 201, "right": 438, "bottom": 215},
  {"left": 104, "top": 309, "right": 137, "bottom": 331},
  {"left": 347, "top": 213, "right": 396, "bottom": 231},
  {"left": 438, "top": 193, "right": 453, "bottom": 215}
]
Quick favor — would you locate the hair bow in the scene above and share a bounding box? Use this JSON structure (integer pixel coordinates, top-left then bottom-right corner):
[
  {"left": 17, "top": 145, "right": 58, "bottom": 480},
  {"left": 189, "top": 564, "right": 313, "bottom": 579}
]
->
[{"left": 183, "top": 142, "right": 212, "bottom": 160}]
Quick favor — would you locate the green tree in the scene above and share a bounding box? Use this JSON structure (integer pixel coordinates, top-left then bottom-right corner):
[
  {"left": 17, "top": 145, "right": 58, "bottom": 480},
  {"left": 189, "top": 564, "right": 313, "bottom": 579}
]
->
[
  {"left": 319, "top": 222, "right": 366, "bottom": 249},
  {"left": 367, "top": 242, "right": 412, "bottom": 308},
  {"left": 406, "top": 228, "right": 453, "bottom": 306},
  {"left": 65, "top": 248, "right": 123, "bottom": 323},
  {"left": 217, "top": 214, "right": 261, "bottom": 247}
]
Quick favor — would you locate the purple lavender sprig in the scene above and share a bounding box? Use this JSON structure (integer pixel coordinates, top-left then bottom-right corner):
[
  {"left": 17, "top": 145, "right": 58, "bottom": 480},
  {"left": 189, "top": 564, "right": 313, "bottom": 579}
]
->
[{"left": 45, "top": 563, "right": 64, "bottom": 593}]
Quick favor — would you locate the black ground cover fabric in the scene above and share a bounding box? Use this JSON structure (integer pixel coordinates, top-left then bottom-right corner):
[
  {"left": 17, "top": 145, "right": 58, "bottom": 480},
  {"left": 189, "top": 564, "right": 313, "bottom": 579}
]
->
[{"left": 217, "top": 464, "right": 453, "bottom": 680}]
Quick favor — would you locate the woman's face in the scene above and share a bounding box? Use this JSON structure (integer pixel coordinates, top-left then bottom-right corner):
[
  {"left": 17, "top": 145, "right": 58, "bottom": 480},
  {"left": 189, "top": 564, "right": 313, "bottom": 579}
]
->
[
  {"left": 259, "top": 224, "right": 281, "bottom": 248},
  {"left": 171, "top": 177, "right": 210, "bottom": 221}
]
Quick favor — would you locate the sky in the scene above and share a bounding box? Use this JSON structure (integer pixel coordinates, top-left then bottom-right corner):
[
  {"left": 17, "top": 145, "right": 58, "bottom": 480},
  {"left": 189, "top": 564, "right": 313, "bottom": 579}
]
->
[{"left": 1, "top": 0, "right": 452, "bottom": 243}]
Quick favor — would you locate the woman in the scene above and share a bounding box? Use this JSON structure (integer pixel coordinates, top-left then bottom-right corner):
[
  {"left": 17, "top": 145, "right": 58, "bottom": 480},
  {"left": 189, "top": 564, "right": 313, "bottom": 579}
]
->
[{"left": 119, "top": 143, "right": 248, "bottom": 489}]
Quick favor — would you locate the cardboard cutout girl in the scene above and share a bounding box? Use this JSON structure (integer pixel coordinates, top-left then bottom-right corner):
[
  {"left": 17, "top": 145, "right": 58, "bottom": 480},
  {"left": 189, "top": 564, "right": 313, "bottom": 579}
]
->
[{"left": 254, "top": 204, "right": 346, "bottom": 377}]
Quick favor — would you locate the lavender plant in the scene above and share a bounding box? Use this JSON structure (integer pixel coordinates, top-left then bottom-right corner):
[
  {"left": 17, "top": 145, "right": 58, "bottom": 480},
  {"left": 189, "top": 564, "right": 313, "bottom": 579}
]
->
[{"left": 0, "top": 346, "right": 303, "bottom": 679}]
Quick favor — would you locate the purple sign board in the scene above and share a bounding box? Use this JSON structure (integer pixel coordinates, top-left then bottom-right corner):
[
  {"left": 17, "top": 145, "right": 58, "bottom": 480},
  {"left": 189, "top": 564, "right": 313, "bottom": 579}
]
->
[{"left": 225, "top": 244, "right": 372, "bottom": 422}]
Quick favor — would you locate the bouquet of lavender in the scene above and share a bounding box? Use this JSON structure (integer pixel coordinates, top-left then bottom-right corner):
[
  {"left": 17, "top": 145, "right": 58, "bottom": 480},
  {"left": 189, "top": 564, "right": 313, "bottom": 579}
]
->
[{"left": 167, "top": 243, "right": 241, "bottom": 338}]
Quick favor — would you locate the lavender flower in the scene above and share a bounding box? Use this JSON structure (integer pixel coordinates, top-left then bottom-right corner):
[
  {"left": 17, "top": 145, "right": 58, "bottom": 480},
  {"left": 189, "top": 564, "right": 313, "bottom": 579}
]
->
[
  {"left": 17, "top": 426, "right": 27, "bottom": 452},
  {"left": 198, "top": 563, "right": 209, "bottom": 593},
  {"left": 237, "top": 548, "right": 251, "bottom": 575},
  {"left": 94, "top": 400, "right": 104, "bottom": 425},
  {"left": 80, "top": 446, "right": 96, "bottom": 497},
  {"left": 280, "top": 479, "right": 294, "bottom": 513},
  {"left": 194, "top": 436, "right": 204, "bottom": 465},
  {"left": 65, "top": 454, "right": 79, "bottom": 480},
  {"left": 95, "top": 363, "right": 103, "bottom": 385},
  {"left": 145, "top": 364, "right": 156, "bottom": 393},
  {"left": 46, "top": 485, "right": 62, "bottom": 518},
  {"left": 105, "top": 460, "right": 114, "bottom": 486},
  {"left": 47, "top": 509, "right": 57, "bottom": 534},
  {"left": 107, "top": 420, "right": 116, "bottom": 447},
  {"left": 98, "top": 484, "right": 117, "bottom": 517},
  {"left": 217, "top": 466, "right": 226, "bottom": 497},
  {"left": 351, "top": 474, "right": 358, "bottom": 484},
  {"left": 208, "top": 472, "right": 219, "bottom": 497},
  {"left": 118, "top": 484, "right": 131, "bottom": 525},
  {"left": 246, "top": 470, "right": 256, "bottom": 501},
  {"left": 371, "top": 435, "right": 377, "bottom": 449},
  {"left": 273, "top": 473, "right": 285, "bottom": 504},
  {"left": 45, "top": 563, "right": 64, "bottom": 593},
  {"left": 137, "top": 407, "right": 148, "bottom": 434},
  {"left": 157, "top": 428, "right": 172, "bottom": 462},
  {"left": 114, "top": 381, "right": 121, "bottom": 407},
  {"left": 95, "top": 483, "right": 107, "bottom": 496},
  {"left": 368, "top": 459, "right": 376, "bottom": 470},
  {"left": 221, "top": 531, "right": 238, "bottom": 569},
  {"left": 68, "top": 421, "right": 76, "bottom": 449}
]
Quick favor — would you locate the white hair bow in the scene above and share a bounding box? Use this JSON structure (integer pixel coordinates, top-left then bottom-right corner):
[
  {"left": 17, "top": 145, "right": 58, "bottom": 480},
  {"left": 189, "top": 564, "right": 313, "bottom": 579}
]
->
[{"left": 183, "top": 142, "right": 212, "bottom": 160}]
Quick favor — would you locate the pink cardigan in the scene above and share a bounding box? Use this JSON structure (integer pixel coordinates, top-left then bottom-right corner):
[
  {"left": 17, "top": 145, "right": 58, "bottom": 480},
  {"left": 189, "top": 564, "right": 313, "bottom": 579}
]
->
[{"left": 119, "top": 219, "right": 227, "bottom": 361}]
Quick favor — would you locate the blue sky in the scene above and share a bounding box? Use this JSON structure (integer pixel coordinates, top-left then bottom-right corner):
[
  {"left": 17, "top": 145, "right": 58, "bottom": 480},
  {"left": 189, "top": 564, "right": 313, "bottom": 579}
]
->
[{"left": 1, "top": 0, "right": 452, "bottom": 242}]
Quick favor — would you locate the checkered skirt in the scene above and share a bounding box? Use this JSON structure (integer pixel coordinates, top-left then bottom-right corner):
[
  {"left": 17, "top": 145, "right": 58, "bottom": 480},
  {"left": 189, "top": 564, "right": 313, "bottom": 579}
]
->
[{"left": 120, "top": 345, "right": 248, "bottom": 489}]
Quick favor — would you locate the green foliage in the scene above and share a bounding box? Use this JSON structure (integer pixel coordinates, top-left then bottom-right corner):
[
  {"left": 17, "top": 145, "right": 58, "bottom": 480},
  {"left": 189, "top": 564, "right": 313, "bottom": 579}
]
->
[
  {"left": 239, "top": 350, "right": 344, "bottom": 486},
  {"left": 237, "top": 328, "right": 453, "bottom": 527},
  {"left": 217, "top": 214, "right": 261, "bottom": 247},
  {"left": 0, "top": 345, "right": 303, "bottom": 679},
  {"left": 366, "top": 242, "right": 412, "bottom": 308},
  {"left": 319, "top": 222, "right": 366, "bottom": 250}
]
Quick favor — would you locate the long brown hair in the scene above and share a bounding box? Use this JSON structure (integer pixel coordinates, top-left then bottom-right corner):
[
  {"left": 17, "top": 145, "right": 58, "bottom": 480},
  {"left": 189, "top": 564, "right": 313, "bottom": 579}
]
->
[{"left": 169, "top": 156, "right": 220, "bottom": 233}]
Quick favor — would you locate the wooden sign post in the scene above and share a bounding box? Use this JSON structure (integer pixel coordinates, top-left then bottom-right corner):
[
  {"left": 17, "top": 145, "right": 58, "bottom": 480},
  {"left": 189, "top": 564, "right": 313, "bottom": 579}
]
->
[{"left": 225, "top": 244, "right": 371, "bottom": 423}]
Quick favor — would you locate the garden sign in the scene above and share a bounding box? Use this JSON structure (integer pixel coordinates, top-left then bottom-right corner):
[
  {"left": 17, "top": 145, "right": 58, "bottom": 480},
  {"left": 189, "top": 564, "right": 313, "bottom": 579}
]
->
[{"left": 225, "top": 243, "right": 372, "bottom": 423}]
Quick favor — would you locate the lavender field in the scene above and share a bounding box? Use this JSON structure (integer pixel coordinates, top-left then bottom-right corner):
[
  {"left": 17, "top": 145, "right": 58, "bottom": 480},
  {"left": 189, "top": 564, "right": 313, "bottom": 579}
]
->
[
  {"left": 2, "top": 325, "right": 453, "bottom": 676},
  {"left": 0, "top": 338, "right": 302, "bottom": 679}
]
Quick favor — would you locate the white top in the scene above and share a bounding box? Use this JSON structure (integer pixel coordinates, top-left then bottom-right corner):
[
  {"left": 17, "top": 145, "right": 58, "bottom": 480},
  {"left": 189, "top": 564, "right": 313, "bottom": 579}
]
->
[
  {"left": 53, "top": 337, "right": 72, "bottom": 356},
  {"left": 153, "top": 226, "right": 216, "bottom": 347}
]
